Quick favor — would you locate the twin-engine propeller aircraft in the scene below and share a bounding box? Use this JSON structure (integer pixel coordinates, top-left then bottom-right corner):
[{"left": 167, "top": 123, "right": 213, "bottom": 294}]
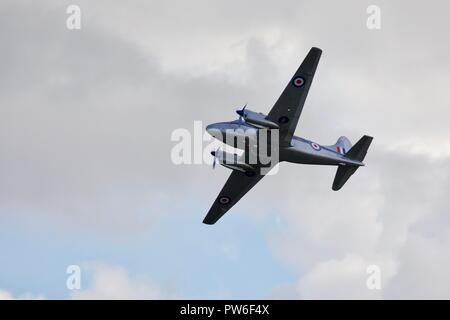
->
[{"left": 204, "top": 47, "right": 373, "bottom": 224}]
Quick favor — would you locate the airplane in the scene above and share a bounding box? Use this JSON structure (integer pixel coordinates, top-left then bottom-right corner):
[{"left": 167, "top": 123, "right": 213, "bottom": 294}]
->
[{"left": 203, "top": 47, "right": 373, "bottom": 225}]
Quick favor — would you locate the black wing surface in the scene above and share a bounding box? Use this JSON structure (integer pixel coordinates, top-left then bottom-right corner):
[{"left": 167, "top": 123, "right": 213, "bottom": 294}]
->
[
  {"left": 266, "top": 47, "right": 322, "bottom": 146},
  {"left": 203, "top": 169, "right": 265, "bottom": 225}
]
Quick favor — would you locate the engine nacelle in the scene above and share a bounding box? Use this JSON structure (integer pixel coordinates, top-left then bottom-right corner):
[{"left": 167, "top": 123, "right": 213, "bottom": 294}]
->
[
  {"left": 211, "top": 150, "right": 255, "bottom": 173},
  {"left": 237, "top": 109, "right": 279, "bottom": 129}
]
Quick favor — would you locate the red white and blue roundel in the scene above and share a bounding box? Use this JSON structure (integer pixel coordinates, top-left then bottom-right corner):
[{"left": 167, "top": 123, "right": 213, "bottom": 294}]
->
[
  {"left": 310, "top": 142, "right": 321, "bottom": 151},
  {"left": 292, "top": 76, "right": 305, "bottom": 87},
  {"left": 336, "top": 146, "right": 346, "bottom": 155}
]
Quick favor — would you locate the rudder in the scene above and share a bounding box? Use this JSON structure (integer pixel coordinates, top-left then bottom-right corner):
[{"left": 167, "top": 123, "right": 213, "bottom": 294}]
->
[{"left": 327, "top": 136, "right": 352, "bottom": 155}]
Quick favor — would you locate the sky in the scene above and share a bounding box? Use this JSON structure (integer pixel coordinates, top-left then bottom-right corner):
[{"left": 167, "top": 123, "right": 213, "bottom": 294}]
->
[{"left": 1, "top": 0, "right": 450, "bottom": 299}]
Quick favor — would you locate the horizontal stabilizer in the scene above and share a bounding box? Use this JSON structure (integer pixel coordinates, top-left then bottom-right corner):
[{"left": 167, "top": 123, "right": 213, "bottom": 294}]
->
[
  {"left": 345, "top": 135, "right": 373, "bottom": 162},
  {"left": 332, "top": 165, "right": 358, "bottom": 191}
]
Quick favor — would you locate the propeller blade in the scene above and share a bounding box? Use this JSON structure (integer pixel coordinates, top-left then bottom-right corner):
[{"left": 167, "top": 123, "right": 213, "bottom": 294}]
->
[
  {"left": 236, "top": 103, "right": 247, "bottom": 118},
  {"left": 211, "top": 147, "right": 220, "bottom": 169}
]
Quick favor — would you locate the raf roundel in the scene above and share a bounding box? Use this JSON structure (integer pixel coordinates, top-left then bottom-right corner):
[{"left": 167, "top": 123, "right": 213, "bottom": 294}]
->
[
  {"left": 278, "top": 116, "right": 289, "bottom": 124},
  {"left": 218, "top": 196, "right": 231, "bottom": 205},
  {"left": 310, "top": 142, "right": 321, "bottom": 151},
  {"left": 292, "top": 76, "right": 305, "bottom": 88}
]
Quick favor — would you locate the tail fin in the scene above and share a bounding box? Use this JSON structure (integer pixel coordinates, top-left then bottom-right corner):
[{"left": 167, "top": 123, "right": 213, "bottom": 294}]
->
[
  {"left": 327, "top": 136, "right": 352, "bottom": 155},
  {"left": 332, "top": 135, "right": 373, "bottom": 191}
]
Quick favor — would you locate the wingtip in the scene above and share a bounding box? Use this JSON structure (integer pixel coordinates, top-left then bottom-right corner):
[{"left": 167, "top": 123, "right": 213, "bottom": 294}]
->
[{"left": 332, "top": 185, "right": 341, "bottom": 191}]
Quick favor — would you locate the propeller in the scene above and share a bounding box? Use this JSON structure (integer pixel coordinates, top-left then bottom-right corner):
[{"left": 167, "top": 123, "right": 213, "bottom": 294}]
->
[
  {"left": 211, "top": 147, "right": 221, "bottom": 169},
  {"left": 236, "top": 103, "right": 247, "bottom": 122}
]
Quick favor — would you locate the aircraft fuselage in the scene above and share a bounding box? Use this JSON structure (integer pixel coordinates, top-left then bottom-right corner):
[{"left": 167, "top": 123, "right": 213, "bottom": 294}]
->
[{"left": 206, "top": 120, "right": 363, "bottom": 168}]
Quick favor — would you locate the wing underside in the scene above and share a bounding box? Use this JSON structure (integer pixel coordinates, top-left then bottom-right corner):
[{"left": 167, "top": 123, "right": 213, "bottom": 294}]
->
[
  {"left": 203, "top": 168, "right": 265, "bottom": 225},
  {"left": 266, "top": 47, "right": 322, "bottom": 146}
]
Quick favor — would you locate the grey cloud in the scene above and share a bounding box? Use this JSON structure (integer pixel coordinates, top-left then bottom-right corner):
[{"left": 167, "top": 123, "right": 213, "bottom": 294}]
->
[
  {"left": 1, "top": 0, "right": 450, "bottom": 298},
  {"left": 268, "top": 148, "right": 450, "bottom": 299}
]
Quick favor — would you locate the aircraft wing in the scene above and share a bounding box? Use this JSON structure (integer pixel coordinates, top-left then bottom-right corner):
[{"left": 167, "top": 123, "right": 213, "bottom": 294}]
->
[
  {"left": 203, "top": 169, "right": 265, "bottom": 224},
  {"left": 266, "top": 47, "right": 322, "bottom": 146}
]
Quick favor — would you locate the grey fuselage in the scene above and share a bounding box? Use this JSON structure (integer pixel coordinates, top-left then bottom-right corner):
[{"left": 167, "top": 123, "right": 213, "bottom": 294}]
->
[{"left": 206, "top": 120, "right": 363, "bottom": 167}]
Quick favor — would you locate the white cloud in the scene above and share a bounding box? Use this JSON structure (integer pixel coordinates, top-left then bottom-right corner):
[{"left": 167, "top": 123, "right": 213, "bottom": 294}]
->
[
  {"left": 0, "top": 289, "right": 45, "bottom": 300},
  {"left": 386, "top": 219, "right": 450, "bottom": 299},
  {"left": 71, "top": 263, "right": 174, "bottom": 300},
  {"left": 0, "top": 290, "right": 13, "bottom": 300},
  {"left": 296, "top": 255, "right": 383, "bottom": 299},
  {"left": 269, "top": 148, "right": 450, "bottom": 299}
]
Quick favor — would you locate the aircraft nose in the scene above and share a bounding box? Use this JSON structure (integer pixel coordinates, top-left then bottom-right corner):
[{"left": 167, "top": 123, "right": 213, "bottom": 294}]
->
[
  {"left": 206, "top": 124, "right": 213, "bottom": 135},
  {"left": 206, "top": 124, "right": 221, "bottom": 138}
]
